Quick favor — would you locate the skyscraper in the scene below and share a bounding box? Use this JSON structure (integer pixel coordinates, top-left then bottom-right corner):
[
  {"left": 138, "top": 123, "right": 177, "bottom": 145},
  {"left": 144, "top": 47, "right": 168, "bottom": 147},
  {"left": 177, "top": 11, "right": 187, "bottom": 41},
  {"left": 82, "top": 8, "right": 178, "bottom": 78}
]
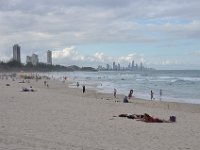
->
[
  {"left": 26, "top": 56, "right": 32, "bottom": 64},
  {"left": 13, "top": 44, "right": 21, "bottom": 63},
  {"left": 113, "top": 62, "right": 116, "bottom": 70},
  {"left": 117, "top": 63, "right": 120, "bottom": 70},
  {"left": 106, "top": 64, "right": 110, "bottom": 70},
  {"left": 132, "top": 60, "right": 135, "bottom": 68},
  {"left": 32, "top": 54, "right": 39, "bottom": 66},
  {"left": 47, "top": 50, "right": 52, "bottom": 65}
]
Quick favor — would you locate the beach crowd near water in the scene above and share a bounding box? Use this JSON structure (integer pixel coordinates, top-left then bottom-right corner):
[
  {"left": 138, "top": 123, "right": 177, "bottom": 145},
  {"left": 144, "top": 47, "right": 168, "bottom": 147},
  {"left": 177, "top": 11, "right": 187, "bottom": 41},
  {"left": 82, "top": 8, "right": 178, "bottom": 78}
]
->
[{"left": 0, "top": 71, "right": 200, "bottom": 150}]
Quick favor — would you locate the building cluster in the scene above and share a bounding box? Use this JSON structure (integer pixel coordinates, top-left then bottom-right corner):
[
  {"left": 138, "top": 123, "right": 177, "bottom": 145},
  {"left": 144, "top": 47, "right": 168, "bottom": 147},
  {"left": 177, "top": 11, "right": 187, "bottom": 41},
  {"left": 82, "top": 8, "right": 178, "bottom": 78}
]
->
[
  {"left": 98, "top": 60, "right": 150, "bottom": 71},
  {"left": 12, "top": 44, "right": 52, "bottom": 66},
  {"left": 26, "top": 54, "right": 39, "bottom": 66}
]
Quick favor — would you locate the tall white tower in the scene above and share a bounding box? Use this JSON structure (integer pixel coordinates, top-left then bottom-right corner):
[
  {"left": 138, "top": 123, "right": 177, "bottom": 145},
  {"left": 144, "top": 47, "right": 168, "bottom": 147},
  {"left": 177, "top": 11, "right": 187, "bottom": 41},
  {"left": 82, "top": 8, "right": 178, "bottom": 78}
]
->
[{"left": 13, "top": 44, "right": 21, "bottom": 63}]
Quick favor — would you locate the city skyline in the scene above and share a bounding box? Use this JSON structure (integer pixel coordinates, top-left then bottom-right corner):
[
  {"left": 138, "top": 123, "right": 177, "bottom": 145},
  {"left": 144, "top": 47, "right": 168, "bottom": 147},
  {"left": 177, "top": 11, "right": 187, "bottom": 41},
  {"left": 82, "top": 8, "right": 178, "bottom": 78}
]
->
[
  {"left": 11, "top": 43, "right": 147, "bottom": 70},
  {"left": 10, "top": 43, "right": 151, "bottom": 71},
  {"left": 0, "top": 1, "right": 200, "bottom": 70},
  {"left": 97, "top": 60, "right": 151, "bottom": 71}
]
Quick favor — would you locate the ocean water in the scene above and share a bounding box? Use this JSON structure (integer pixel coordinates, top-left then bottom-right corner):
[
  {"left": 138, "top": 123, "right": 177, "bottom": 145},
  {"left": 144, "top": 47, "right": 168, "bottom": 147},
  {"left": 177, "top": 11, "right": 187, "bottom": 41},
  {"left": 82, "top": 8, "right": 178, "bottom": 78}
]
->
[{"left": 44, "top": 70, "right": 200, "bottom": 104}]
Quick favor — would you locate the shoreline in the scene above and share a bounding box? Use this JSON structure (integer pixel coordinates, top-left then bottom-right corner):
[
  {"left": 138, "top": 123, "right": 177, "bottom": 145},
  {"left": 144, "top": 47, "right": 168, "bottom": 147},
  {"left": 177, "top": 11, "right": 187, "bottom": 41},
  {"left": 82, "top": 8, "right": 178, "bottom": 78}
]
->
[{"left": 30, "top": 77, "right": 200, "bottom": 113}]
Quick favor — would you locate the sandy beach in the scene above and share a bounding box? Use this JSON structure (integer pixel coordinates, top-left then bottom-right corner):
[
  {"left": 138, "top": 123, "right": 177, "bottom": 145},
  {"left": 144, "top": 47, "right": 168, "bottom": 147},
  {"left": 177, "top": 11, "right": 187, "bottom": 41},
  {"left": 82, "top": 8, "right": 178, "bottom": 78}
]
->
[{"left": 0, "top": 75, "right": 200, "bottom": 150}]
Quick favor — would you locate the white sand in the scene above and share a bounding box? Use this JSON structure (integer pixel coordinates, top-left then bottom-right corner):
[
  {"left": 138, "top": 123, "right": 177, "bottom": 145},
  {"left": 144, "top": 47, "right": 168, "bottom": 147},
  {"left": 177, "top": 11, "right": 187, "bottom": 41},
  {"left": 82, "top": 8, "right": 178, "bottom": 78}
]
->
[{"left": 0, "top": 76, "right": 200, "bottom": 150}]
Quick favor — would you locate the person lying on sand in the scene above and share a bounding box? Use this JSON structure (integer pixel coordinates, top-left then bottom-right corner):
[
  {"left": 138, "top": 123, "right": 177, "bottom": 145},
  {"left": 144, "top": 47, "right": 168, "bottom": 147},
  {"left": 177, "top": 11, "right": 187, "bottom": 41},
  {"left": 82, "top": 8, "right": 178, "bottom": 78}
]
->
[
  {"left": 113, "top": 113, "right": 144, "bottom": 119},
  {"left": 21, "top": 87, "right": 36, "bottom": 92},
  {"left": 136, "top": 113, "right": 176, "bottom": 123},
  {"left": 19, "top": 80, "right": 25, "bottom": 83},
  {"left": 114, "top": 113, "right": 176, "bottom": 123}
]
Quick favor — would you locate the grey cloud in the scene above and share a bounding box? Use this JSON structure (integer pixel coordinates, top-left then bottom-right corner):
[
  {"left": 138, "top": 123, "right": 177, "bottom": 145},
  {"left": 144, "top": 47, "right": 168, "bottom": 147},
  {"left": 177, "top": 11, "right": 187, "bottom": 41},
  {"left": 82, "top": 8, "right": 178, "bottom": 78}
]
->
[
  {"left": 0, "top": 0, "right": 131, "bottom": 14},
  {"left": 1, "top": 0, "right": 200, "bottom": 63},
  {"left": 148, "top": 21, "right": 200, "bottom": 40},
  {"left": 1, "top": 0, "right": 200, "bottom": 19},
  {"left": 52, "top": 48, "right": 143, "bottom": 67}
]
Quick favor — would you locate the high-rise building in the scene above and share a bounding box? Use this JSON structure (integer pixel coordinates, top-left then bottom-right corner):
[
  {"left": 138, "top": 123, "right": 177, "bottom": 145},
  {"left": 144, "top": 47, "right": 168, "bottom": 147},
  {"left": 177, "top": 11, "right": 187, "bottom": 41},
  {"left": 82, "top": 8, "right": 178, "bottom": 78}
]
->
[
  {"left": 128, "top": 63, "right": 131, "bottom": 69},
  {"left": 132, "top": 60, "right": 134, "bottom": 68},
  {"left": 113, "top": 62, "right": 117, "bottom": 70},
  {"left": 140, "top": 62, "right": 143, "bottom": 71},
  {"left": 47, "top": 50, "right": 52, "bottom": 65},
  {"left": 26, "top": 56, "right": 32, "bottom": 64},
  {"left": 32, "top": 54, "right": 39, "bottom": 66},
  {"left": 26, "top": 54, "right": 39, "bottom": 66},
  {"left": 117, "top": 63, "right": 121, "bottom": 70},
  {"left": 97, "top": 65, "right": 103, "bottom": 70},
  {"left": 106, "top": 64, "right": 110, "bottom": 70},
  {"left": 13, "top": 44, "right": 21, "bottom": 63}
]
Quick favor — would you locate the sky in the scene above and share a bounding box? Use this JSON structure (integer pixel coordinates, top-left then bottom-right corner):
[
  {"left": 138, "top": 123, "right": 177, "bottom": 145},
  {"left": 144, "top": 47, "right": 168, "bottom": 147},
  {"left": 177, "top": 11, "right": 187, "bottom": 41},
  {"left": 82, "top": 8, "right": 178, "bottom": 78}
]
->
[{"left": 0, "top": 0, "right": 200, "bottom": 70}]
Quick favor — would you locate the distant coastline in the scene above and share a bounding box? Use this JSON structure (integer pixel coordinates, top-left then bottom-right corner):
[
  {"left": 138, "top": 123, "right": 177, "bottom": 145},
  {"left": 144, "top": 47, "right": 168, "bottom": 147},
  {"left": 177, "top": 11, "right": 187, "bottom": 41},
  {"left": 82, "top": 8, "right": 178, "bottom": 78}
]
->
[{"left": 0, "top": 60, "right": 97, "bottom": 72}]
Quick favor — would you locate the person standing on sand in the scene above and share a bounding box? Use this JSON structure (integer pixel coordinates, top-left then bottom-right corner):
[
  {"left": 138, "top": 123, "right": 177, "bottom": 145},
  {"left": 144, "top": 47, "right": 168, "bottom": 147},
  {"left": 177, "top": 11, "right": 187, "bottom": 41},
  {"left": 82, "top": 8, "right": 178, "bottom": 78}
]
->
[
  {"left": 114, "top": 88, "right": 117, "bottom": 98},
  {"left": 151, "top": 90, "right": 154, "bottom": 100},
  {"left": 83, "top": 85, "right": 86, "bottom": 93},
  {"left": 77, "top": 82, "right": 79, "bottom": 87},
  {"left": 159, "top": 89, "right": 162, "bottom": 101}
]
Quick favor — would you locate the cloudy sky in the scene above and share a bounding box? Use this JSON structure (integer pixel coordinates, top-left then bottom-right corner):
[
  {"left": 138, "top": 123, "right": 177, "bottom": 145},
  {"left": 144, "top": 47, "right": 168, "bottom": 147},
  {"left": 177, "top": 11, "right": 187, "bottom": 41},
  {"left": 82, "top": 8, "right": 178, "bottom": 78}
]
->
[{"left": 0, "top": 0, "right": 200, "bottom": 69}]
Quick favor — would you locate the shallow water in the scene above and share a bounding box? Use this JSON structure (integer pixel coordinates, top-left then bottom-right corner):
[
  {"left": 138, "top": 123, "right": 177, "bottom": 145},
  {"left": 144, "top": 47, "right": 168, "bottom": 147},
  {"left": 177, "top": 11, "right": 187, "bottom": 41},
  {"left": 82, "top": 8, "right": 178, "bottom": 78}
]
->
[{"left": 43, "top": 70, "right": 200, "bottom": 104}]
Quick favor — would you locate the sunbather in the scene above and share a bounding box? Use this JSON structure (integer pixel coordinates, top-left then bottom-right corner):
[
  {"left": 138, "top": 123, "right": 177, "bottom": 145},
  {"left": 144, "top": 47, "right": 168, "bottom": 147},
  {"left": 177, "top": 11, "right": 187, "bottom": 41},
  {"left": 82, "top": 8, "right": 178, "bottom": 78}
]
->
[
  {"left": 137, "top": 113, "right": 174, "bottom": 123},
  {"left": 116, "top": 113, "right": 144, "bottom": 119},
  {"left": 115, "top": 113, "right": 175, "bottom": 123},
  {"left": 21, "top": 87, "right": 35, "bottom": 92}
]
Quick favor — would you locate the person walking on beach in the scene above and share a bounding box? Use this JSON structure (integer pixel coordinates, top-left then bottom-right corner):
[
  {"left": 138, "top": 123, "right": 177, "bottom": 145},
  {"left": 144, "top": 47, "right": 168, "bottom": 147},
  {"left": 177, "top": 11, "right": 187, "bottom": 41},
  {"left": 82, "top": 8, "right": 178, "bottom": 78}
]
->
[
  {"left": 64, "top": 76, "right": 67, "bottom": 81},
  {"left": 76, "top": 82, "right": 79, "bottom": 87},
  {"left": 83, "top": 85, "right": 86, "bottom": 94},
  {"left": 151, "top": 90, "right": 154, "bottom": 100},
  {"left": 44, "top": 81, "right": 47, "bottom": 86},
  {"left": 128, "top": 89, "right": 134, "bottom": 99},
  {"left": 159, "top": 89, "right": 162, "bottom": 101},
  {"left": 114, "top": 88, "right": 117, "bottom": 98}
]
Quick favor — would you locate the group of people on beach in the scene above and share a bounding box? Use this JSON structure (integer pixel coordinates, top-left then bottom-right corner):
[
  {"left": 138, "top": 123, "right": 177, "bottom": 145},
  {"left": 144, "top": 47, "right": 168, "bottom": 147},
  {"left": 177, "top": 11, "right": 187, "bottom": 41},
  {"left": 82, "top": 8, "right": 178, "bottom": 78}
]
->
[
  {"left": 76, "top": 82, "right": 86, "bottom": 94},
  {"left": 151, "top": 89, "right": 163, "bottom": 100},
  {"left": 113, "top": 88, "right": 163, "bottom": 102},
  {"left": 113, "top": 88, "right": 135, "bottom": 103}
]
